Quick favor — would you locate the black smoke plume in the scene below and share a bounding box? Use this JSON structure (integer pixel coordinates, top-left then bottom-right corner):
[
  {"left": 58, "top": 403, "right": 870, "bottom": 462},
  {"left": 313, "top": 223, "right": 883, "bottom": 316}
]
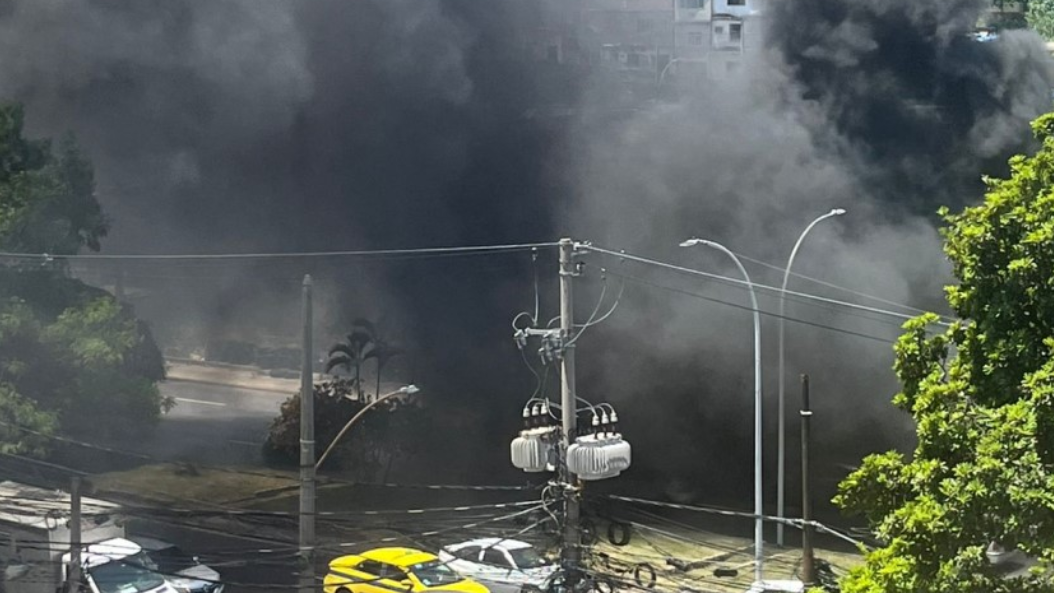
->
[{"left": 1, "top": 0, "right": 1052, "bottom": 511}]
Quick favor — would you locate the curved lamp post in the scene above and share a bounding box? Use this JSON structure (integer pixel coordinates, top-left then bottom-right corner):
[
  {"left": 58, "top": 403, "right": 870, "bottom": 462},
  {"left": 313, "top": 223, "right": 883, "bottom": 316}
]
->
[
  {"left": 315, "top": 384, "right": 420, "bottom": 472},
  {"left": 776, "top": 208, "right": 844, "bottom": 546},
  {"left": 680, "top": 237, "right": 763, "bottom": 584}
]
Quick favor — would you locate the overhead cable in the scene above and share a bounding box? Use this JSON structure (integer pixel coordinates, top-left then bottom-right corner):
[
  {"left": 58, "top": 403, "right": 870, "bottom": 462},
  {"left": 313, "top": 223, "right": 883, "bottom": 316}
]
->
[
  {"left": 580, "top": 244, "right": 952, "bottom": 327},
  {"left": 0, "top": 242, "right": 558, "bottom": 261}
]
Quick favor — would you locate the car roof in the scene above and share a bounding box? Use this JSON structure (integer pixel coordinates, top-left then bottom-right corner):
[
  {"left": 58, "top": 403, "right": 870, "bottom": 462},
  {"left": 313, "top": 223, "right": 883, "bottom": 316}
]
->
[
  {"left": 73, "top": 538, "right": 144, "bottom": 569},
  {"left": 448, "top": 538, "right": 532, "bottom": 551},
  {"left": 361, "top": 547, "right": 438, "bottom": 566}
]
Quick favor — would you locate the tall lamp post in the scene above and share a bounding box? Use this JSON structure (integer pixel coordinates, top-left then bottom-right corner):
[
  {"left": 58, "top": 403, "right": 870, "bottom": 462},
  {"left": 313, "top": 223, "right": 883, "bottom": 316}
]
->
[
  {"left": 776, "top": 208, "right": 844, "bottom": 546},
  {"left": 680, "top": 237, "right": 763, "bottom": 584},
  {"left": 315, "top": 384, "right": 420, "bottom": 472}
]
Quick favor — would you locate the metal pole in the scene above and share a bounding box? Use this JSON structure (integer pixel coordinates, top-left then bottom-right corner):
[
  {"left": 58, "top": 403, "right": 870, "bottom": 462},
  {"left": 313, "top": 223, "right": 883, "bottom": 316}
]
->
[
  {"left": 800, "top": 374, "right": 816, "bottom": 586},
  {"left": 299, "top": 275, "right": 315, "bottom": 593},
  {"left": 777, "top": 209, "right": 843, "bottom": 546},
  {"left": 694, "top": 240, "right": 763, "bottom": 583},
  {"left": 68, "top": 477, "right": 81, "bottom": 593},
  {"left": 558, "top": 238, "right": 581, "bottom": 579}
]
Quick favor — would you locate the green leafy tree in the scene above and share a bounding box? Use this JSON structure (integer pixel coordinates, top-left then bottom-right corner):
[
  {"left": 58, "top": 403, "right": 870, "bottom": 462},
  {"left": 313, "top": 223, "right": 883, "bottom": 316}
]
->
[
  {"left": 0, "top": 383, "right": 57, "bottom": 457},
  {"left": 43, "top": 298, "right": 170, "bottom": 438},
  {"left": 0, "top": 105, "right": 107, "bottom": 255},
  {"left": 0, "top": 102, "right": 164, "bottom": 455},
  {"left": 835, "top": 114, "right": 1054, "bottom": 591},
  {"left": 1028, "top": 0, "right": 1054, "bottom": 37},
  {"left": 262, "top": 378, "right": 425, "bottom": 480}
]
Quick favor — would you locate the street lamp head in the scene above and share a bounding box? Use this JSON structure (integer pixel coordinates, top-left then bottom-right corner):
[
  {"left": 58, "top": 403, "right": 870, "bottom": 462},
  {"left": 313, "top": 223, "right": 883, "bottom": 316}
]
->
[
  {"left": 399, "top": 384, "right": 420, "bottom": 395},
  {"left": 830, "top": 208, "right": 847, "bottom": 216},
  {"left": 679, "top": 238, "right": 702, "bottom": 248}
]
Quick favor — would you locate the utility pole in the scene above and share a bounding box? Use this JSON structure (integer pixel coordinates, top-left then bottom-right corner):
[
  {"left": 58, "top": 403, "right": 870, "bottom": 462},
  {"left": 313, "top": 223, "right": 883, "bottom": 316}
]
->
[
  {"left": 299, "top": 275, "right": 315, "bottom": 593},
  {"left": 68, "top": 477, "right": 82, "bottom": 593},
  {"left": 800, "top": 374, "right": 816, "bottom": 586},
  {"left": 558, "top": 238, "right": 581, "bottom": 579}
]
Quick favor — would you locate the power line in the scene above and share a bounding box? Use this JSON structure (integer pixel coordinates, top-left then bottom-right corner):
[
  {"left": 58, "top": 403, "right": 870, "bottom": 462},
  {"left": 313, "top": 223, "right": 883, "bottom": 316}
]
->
[
  {"left": 600, "top": 268, "right": 898, "bottom": 345},
  {"left": 0, "top": 418, "right": 539, "bottom": 494},
  {"left": 729, "top": 250, "right": 941, "bottom": 317},
  {"left": 0, "top": 450, "right": 89, "bottom": 476},
  {"left": 0, "top": 495, "right": 542, "bottom": 519},
  {"left": 580, "top": 243, "right": 952, "bottom": 328},
  {"left": 0, "top": 242, "right": 558, "bottom": 262},
  {"left": 607, "top": 495, "right": 867, "bottom": 551}
]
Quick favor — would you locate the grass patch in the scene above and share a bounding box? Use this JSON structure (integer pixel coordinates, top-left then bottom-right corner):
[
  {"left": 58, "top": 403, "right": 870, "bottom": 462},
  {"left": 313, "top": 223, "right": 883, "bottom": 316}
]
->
[{"left": 90, "top": 463, "right": 298, "bottom": 507}]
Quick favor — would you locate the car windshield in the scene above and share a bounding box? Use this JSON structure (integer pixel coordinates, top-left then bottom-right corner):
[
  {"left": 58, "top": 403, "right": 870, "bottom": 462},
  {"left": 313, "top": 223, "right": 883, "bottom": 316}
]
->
[
  {"left": 148, "top": 545, "right": 197, "bottom": 575},
  {"left": 89, "top": 553, "right": 166, "bottom": 593},
  {"left": 509, "top": 547, "right": 548, "bottom": 569},
  {"left": 410, "top": 560, "right": 462, "bottom": 586}
]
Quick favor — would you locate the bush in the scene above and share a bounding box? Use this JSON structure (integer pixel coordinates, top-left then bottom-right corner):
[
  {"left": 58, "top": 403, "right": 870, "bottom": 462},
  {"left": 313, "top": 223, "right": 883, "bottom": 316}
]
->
[{"left": 263, "top": 379, "right": 426, "bottom": 481}]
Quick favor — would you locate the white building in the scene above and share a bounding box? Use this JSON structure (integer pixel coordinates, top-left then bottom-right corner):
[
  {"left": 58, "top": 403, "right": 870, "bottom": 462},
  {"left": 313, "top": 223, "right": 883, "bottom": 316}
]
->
[
  {"left": 0, "top": 481, "right": 124, "bottom": 593},
  {"left": 669, "top": 0, "right": 764, "bottom": 83}
]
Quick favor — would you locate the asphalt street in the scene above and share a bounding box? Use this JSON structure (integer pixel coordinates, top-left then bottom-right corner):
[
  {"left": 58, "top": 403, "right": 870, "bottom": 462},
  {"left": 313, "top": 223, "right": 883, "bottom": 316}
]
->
[{"left": 143, "top": 379, "right": 291, "bottom": 465}]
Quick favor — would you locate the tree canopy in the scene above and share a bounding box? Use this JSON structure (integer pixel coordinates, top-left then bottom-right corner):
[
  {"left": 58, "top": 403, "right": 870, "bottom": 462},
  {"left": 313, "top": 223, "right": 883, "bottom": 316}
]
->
[
  {"left": 263, "top": 378, "right": 424, "bottom": 481},
  {"left": 1028, "top": 0, "right": 1054, "bottom": 38},
  {"left": 835, "top": 114, "right": 1054, "bottom": 591},
  {"left": 0, "top": 102, "right": 165, "bottom": 457}
]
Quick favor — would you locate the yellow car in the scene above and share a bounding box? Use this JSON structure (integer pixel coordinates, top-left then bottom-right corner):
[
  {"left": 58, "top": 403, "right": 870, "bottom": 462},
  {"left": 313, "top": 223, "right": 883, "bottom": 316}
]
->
[{"left": 324, "top": 547, "right": 490, "bottom": 593}]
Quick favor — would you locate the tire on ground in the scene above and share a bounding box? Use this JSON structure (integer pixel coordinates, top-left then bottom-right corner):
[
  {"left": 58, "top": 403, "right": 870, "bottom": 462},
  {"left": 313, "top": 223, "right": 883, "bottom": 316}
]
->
[
  {"left": 606, "top": 521, "right": 631, "bottom": 546},
  {"left": 633, "top": 563, "right": 657, "bottom": 589}
]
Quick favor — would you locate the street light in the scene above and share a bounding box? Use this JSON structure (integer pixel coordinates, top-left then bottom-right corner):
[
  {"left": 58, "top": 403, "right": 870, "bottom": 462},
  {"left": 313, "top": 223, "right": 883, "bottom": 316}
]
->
[
  {"left": 679, "top": 237, "right": 763, "bottom": 584},
  {"left": 315, "top": 384, "right": 420, "bottom": 471},
  {"left": 776, "top": 208, "right": 844, "bottom": 547}
]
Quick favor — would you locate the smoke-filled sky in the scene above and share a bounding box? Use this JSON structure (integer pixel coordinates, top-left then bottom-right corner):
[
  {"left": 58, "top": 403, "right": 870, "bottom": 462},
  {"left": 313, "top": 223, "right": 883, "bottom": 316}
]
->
[{"left": 3, "top": 0, "right": 1053, "bottom": 503}]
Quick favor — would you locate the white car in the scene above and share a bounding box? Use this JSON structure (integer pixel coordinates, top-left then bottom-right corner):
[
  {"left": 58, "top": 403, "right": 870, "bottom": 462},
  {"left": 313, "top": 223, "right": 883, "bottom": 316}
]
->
[
  {"left": 438, "top": 539, "right": 556, "bottom": 593},
  {"left": 130, "top": 537, "right": 224, "bottom": 593}
]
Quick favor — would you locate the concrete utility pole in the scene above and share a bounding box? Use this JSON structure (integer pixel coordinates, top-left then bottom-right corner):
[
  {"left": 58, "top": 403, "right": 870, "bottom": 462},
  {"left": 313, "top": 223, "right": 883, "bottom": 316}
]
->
[
  {"left": 299, "top": 275, "right": 315, "bottom": 593},
  {"left": 558, "top": 238, "right": 581, "bottom": 578},
  {"left": 800, "top": 374, "right": 816, "bottom": 586},
  {"left": 68, "top": 477, "right": 82, "bottom": 593}
]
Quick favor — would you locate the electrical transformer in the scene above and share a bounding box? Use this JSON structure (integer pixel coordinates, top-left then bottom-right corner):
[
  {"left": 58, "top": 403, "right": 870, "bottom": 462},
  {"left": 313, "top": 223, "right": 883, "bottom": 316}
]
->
[
  {"left": 510, "top": 402, "right": 558, "bottom": 473},
  {"left": 510, "top": 428, "right": 557, "bottom": 472},
  {"left": 567, "top": 433, "right": 631, "bottom": 480}
]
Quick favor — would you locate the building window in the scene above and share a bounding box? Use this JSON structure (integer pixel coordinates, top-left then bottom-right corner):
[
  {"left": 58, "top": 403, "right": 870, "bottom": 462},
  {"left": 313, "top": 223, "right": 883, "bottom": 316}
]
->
[
  {"left": 688, "top": 31, "right": 703, "bottom": 45},
  {"left": 714, "top": 25, "right": 724, "bottom": 34},
  {"left": 728, "top": 0, "right": 746, "bottom": 5},
  {"left": 729, "top": 22, "right": 742, "bottom": 42},
  {"left": 679, "top": 0, "right": 704, "bottom": 8}
]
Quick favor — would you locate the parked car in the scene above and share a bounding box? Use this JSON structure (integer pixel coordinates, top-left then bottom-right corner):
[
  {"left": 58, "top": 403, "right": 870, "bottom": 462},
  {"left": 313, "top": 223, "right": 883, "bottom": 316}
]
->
[
  {"left": 323, "top": 547, "right": 488, "bottom": 593},
  {"left": 438, "top": 539, "right": 556, "bottom": 592},
  {"left": 129, "top": 537, "right": 224, "bottom": 593},
  {"left": 63, "top": 539, "right": 176, "bottom": 593}
]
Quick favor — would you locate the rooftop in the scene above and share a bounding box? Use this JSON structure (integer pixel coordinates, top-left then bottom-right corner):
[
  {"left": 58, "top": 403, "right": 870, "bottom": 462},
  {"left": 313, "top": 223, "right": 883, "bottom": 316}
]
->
[{"left": 0, "top": 480, "right": 120, "bottom": 531}]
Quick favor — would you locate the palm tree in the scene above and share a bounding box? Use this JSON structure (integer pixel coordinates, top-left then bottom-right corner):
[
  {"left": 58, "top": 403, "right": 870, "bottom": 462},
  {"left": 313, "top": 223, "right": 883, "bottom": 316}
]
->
[
  {"left": 370, "top": 337, "right": 405, "bottom": 401},
  {"left": 325, "top": 318, "right": 376, "bottom": 401}
]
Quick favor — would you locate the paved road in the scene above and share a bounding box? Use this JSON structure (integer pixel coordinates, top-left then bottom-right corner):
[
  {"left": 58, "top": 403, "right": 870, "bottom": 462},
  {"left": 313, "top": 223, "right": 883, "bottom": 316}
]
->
[{"left": 141, "top": 380, "right": 291, "bottom": 465}]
